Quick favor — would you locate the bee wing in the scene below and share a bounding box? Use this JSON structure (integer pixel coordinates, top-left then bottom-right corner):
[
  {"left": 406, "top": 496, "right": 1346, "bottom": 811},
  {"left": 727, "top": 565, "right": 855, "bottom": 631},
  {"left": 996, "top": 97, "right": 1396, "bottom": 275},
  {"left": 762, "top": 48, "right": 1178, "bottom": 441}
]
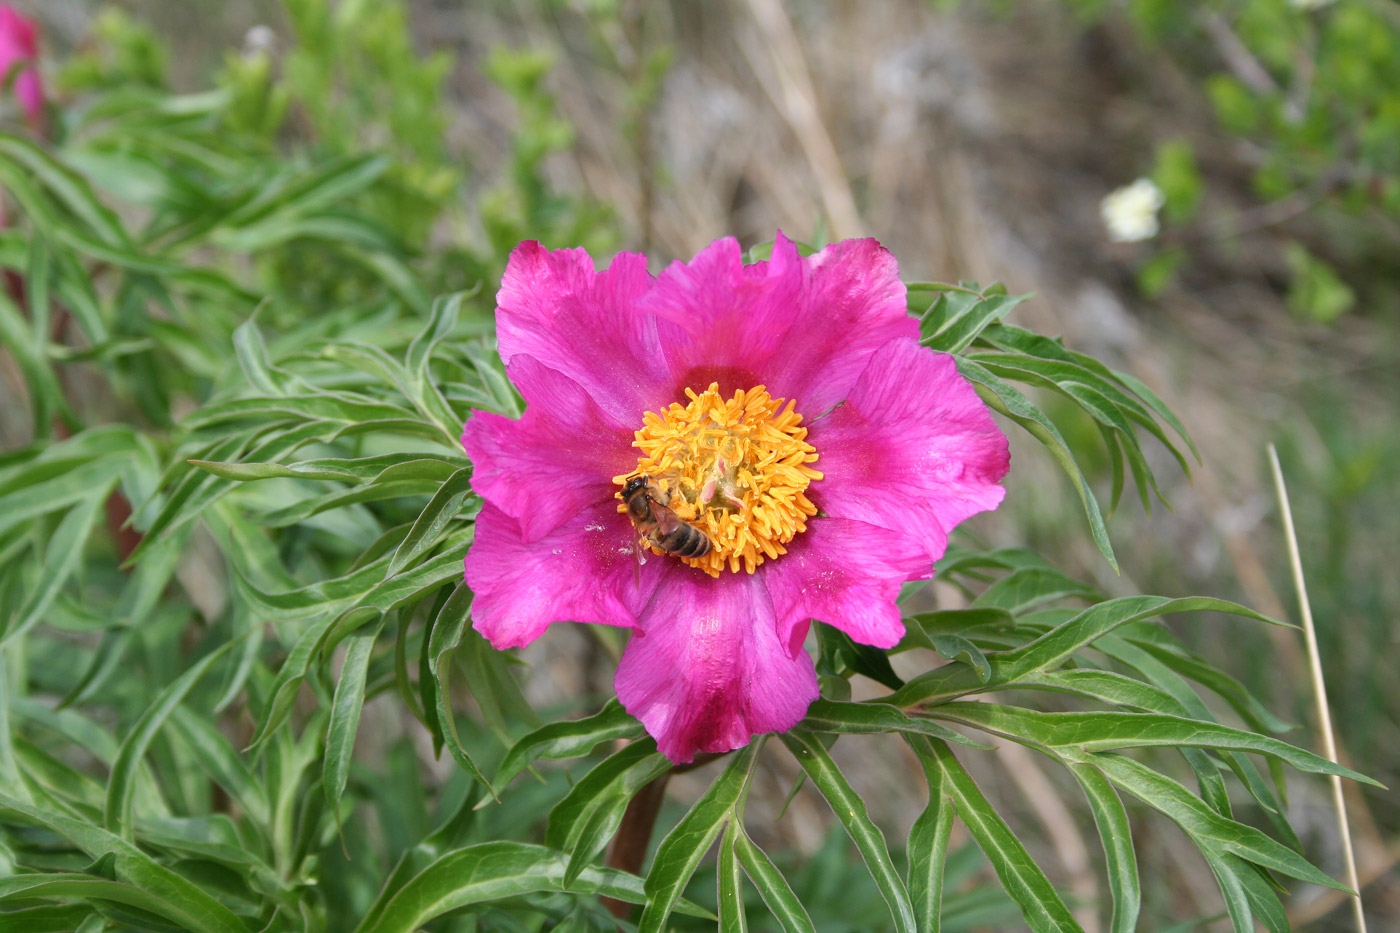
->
[
  {"left": 630, "top": 528, "right": 648, "bottom": 590},
  {"left": 648, "top": 501, "right": 685, "bottom": 536}
]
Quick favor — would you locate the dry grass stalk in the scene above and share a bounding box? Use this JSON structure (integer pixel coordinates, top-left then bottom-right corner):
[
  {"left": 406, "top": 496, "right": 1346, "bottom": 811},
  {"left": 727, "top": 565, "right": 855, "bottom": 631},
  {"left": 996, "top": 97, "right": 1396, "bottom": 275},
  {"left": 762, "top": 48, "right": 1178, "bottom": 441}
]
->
[{"left": 1267, "top": 443, "right": 1366, "bottom": 933}]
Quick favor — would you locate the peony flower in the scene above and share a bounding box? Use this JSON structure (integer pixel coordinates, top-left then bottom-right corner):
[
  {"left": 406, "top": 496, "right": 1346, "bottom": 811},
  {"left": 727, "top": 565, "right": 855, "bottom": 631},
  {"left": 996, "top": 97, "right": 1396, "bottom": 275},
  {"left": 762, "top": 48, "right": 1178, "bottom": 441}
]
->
[
  {"left": 1100, "top": 178, "right": 1165, "bottom": 243},
  {"left": 0, "top": 4, "right": 43, "bottom": 130},
  {"left": 463, "top": 234, "right": 1010, "bottom": 763}
]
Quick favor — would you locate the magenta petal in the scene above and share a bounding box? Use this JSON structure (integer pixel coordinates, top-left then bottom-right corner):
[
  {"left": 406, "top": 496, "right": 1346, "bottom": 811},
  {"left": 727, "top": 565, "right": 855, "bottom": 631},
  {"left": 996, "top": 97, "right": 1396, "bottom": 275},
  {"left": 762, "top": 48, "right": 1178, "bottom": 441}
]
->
[
  {"left": 761, "top": 237, "right": 918, "bottom": 415},
  {"left": 615, "top": 567, "right": 818, "bottom": 763},
  {"left": 811, "top": 339, "right": 1009, "bottom": 560},
  {"left": 465, "top": 501, "right": 651, "bottom": 649},
  {"left": 0, "top": 6, "right": 42, "bottom": 127},
  {"left": 763, "top": 517, "right": 929, "bottom": 655},
  {"left": 643, "top": 235, "right": 804, "bottom": 392},
  {"left": 494, "top": 242, "right": 676, "bottom": 424},
  {"left": 462, "top": 356, "right": 635, "bottom": 542}
]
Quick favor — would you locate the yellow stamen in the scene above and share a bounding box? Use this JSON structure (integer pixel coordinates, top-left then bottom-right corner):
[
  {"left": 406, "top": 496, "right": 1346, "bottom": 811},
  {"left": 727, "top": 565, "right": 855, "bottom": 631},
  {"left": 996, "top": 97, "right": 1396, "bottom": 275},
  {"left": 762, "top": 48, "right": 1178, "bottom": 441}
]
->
[{"left": 613, "top": 383, "right": 822, "bottom": 577}]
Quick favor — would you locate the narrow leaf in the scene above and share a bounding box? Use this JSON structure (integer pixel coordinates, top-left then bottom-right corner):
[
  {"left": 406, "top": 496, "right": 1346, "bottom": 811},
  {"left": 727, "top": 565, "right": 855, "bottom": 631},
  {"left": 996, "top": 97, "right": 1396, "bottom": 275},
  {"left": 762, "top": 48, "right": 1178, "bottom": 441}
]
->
[
  {"left": 640, "top": 743, "right": 760, "bottom": 933},
  {"left": 104, "top": 639, "right": 241, "bottom": 837},
  {"left": 324, "top": 619, "right": 384, "bottom": 812},
  {"left": 780, "top": 732, "right": 916, "bottom": 933},
  {"left": 734, "top": 830, "right": 817, "bottom": 933},
  {"left": 917, "top": 738, "right": 1083, "bottom": 932}
]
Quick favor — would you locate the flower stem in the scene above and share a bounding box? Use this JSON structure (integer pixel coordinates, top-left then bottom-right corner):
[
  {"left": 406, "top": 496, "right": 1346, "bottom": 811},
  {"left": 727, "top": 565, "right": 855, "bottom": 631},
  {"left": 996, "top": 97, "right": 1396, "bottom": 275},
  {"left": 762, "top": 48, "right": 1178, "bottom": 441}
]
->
[
  {"left": 599, "top": 751, "right": 726, "bottom": 919},
  {"left": 601, "top": 771, "right": 671, "bottom": 920}
]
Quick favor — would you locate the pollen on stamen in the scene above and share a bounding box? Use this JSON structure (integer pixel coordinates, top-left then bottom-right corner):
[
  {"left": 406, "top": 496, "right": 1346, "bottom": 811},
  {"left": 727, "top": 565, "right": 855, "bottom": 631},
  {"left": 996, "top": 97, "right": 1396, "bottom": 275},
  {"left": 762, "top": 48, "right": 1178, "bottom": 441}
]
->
[{"left": 611, "top": 382, "right": 822, "bottom": 577}]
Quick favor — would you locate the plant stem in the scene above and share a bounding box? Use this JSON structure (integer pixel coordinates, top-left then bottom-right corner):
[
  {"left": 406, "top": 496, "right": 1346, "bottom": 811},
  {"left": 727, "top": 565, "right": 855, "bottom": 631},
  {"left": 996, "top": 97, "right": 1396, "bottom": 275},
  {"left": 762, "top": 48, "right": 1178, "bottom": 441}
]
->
[
  {"left": 1268, "top": 444, "right": 1366, "bottom": 933},
  {"left": 601, "top": 771, "right": 671, "bottom": 920}
]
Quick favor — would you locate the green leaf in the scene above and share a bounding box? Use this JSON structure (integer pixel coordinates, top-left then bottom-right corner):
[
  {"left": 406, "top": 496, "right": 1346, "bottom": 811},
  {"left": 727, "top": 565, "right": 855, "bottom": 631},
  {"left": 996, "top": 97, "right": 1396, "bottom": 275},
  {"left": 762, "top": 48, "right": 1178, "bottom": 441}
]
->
[
  {"left": 546, "top": 739, "right": 669, "bottom": 861},
  {"left": 103, "top": 638, "right": 241, "bottom": 838},
  {"left": 815, "top": 622, "right": 903, "bottom": 689},
  {"left": 190, "top": 454, "right": 458, "bottom": 485},
  {"left": 0, "top": 902, "right": 93, "bottom": 932},
  {"left": 906, "top": 743, "right": 955, "bottom": 933},
  {"left": 927, "top": 703, "right": 1377, "bottom": 785},
  {"left": 492, "top": 700, "right": 644, "bottom": 794},
  {"left": 914, "top": 738, "right": 1083, "bottom": 932},
  {"left": 166, "top": 708, "right": 270, "bottom": 827},
  {"left": 353, "top": 841, "right": 713, "bottom": 933},
  {"left": 797, "top": 699, "right": 990, "bottom": 748},
  {"left": 1085, "top": 752, "right": 1348, "bottom": 891},
  {"left": 1285, "top": 242, "right": 1355, "bottom": 324},
  {"left": 898, "top": 609, "right": 1016, "bottom": 651},
  {"left": 718, "top": 822, "right": 749, "bottom": 933},
  {"left": 1067, "top": 762, "right": 1139, "bottom": 933},
  {"left": 640, "top": 742, "right": 760, "bottom": 933},
  {"left": 1126, "top": 640, "right": 1292, "bottom": 734},
  {"left": 324, "top": 618, "right": 384, "bottom": 813},
  {"left": 0, "top": 875, "right": 227, "bottom": 932},
  {"left": 405, "top": 291, "right": 468, "bottom": 435},
  {"left": 243, "top": 615, "right": 338, "bottom": 754},
  {"left": 388, "top": 467, "right": 474, "bottom": 576},
  {"left": 0, "top": 133, "right": 131, "bottom": 246},
  {"left": 957, "top": 357, "right": 1117, "bottom": 569},
  {"left": 424, "top": 584, "right": 489, "bottom": 786},
  {"left": 557, "top": 748, "right": 669, "bottom": 886},
  {"left": 891, "top": 596, "right": 1279, "bottom": 708},
  {"left": 218, "top": 153, "right": 389, "bottom": 232},
  {"left": 232, "top": 314, "right": 283, "bottom": 396},
  {"left": 3, "top": 493, "right": 108, "bottom": 648},
  {"left": 0, "top": 795, "right": 248, "bottom": 933},
  {"left": 922, "top": 289, "right": 1030, "bottom": 353},
  {"left": 972, "top": 567, "right": 1101, "bottom": 614},
  {"left": 733, "top": 829, "right": 816, "bottom": 933},
  {"left": 780, "top": 732, "right": 916, "bottom": 933},
  {"left": 0, "top": 291, "right": 75, "bottom": 439},
  {"left": 922, "top": 632, "right": 991, "bottom": 682},
  {"left": 1219, "top": 854, "right": 1289, "bottom": 933}
]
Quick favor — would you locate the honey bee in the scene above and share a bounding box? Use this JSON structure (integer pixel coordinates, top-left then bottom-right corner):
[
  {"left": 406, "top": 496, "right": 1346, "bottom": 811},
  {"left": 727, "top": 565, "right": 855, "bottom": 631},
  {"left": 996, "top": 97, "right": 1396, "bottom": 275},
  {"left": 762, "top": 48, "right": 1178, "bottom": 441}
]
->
[{"left": 621, "top": 474, "right": 712, "bottom": 562}]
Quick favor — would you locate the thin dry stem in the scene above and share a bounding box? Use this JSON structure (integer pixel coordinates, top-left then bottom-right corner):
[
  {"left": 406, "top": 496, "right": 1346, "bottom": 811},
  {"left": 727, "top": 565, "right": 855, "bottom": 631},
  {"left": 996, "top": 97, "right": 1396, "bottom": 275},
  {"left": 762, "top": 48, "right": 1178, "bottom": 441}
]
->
[
  {"left": 743, "top": 0, "right": 865, "bottom": 238},
  {"left": 1267, "top": 443, "right": 1366, "bottom": 933}
]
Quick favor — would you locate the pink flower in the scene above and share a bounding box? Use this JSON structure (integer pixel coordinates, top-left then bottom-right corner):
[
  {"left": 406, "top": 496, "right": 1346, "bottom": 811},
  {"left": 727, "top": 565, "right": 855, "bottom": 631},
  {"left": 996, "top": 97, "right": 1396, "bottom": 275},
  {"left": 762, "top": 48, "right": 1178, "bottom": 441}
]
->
[
  {"left": 463, "top": 234, "right": 1010, "bottom": 763},
  {"left": 0, "top": 4, "right": 42, "bottom": 130}
]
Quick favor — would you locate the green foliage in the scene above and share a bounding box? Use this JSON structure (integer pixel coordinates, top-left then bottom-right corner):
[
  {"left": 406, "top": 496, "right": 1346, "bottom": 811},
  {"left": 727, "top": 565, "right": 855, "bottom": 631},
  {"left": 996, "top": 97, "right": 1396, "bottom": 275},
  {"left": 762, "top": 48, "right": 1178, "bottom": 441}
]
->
[
  {"left": 0, "top": 3, "right": 1368, "bottom": 932},
  {"left": 1046, "top": 0, "right": 1400, "bottom": 321},
  {"left": 1152, "top": 139, "right": 1203, "bottom": 225},
  {"left": 1284, "top": 240, "right": 1356, "bottom": 323}
]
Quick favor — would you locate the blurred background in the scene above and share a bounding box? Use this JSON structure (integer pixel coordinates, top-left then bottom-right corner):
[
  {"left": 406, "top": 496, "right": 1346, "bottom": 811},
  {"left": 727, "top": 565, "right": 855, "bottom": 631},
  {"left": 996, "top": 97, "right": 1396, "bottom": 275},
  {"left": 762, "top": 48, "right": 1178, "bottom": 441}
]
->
[{"left": 8, "top": 0, "right": 1399, "bottom": 928}]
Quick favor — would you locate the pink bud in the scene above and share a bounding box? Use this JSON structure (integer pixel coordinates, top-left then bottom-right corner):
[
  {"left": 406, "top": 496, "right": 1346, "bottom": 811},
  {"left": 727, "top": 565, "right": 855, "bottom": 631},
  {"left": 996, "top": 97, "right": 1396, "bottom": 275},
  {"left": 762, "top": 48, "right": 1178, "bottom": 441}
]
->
[{"left": 0, "top": 4, "right": 43, "bottom": 130}]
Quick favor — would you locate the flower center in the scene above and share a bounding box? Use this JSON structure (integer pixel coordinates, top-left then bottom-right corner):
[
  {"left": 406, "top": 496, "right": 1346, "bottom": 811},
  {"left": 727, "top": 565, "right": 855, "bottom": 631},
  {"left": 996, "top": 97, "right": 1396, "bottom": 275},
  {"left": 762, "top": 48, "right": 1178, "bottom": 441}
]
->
[{"left": 613, "top": 383, "right": 822, "bottom": 577}]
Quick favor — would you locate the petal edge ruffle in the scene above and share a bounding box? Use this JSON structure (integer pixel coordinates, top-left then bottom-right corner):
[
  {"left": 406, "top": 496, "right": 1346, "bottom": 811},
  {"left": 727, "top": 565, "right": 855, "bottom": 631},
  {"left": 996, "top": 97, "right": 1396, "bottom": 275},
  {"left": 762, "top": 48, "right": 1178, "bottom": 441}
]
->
[
  {"left": 462, "top": 355, "right": 635, "bottom": 542},
  {"left": 810, "top": 338, "right": 1009, "bottom": 561},
  {"left": 494, "top": 242, "right": 675, "bottom": 424}
]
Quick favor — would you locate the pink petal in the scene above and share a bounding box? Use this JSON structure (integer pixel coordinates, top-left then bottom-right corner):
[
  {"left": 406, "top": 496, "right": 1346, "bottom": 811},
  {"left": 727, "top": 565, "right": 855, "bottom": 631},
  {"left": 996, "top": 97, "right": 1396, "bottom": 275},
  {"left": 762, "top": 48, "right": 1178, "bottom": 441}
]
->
[
  {"left": 642, "top": 235, "right": 804, "bottom": 393},
  {"left": 810, "top": 339, "right": 1009, "bottom": 561},
  {"left": 615, "top": 566, "right": 818, "bottom": 763},
  {"left": 462, "top": 356, "right": 635, "bottom": 542},
  {"left": 465, "top": 501, "right": 653, "bottom": 649},
  {"left": 762, "top": 517, "right": 930, "bottom": 655},
  {"left": 761, "top": 237, "right": 918, "bottom": 415},
  {"left": 494, "top": 242, "right": 677, "bottom": 425},
  {"left": 0, "top": 6, "right": 43, "bottom": 127}
]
